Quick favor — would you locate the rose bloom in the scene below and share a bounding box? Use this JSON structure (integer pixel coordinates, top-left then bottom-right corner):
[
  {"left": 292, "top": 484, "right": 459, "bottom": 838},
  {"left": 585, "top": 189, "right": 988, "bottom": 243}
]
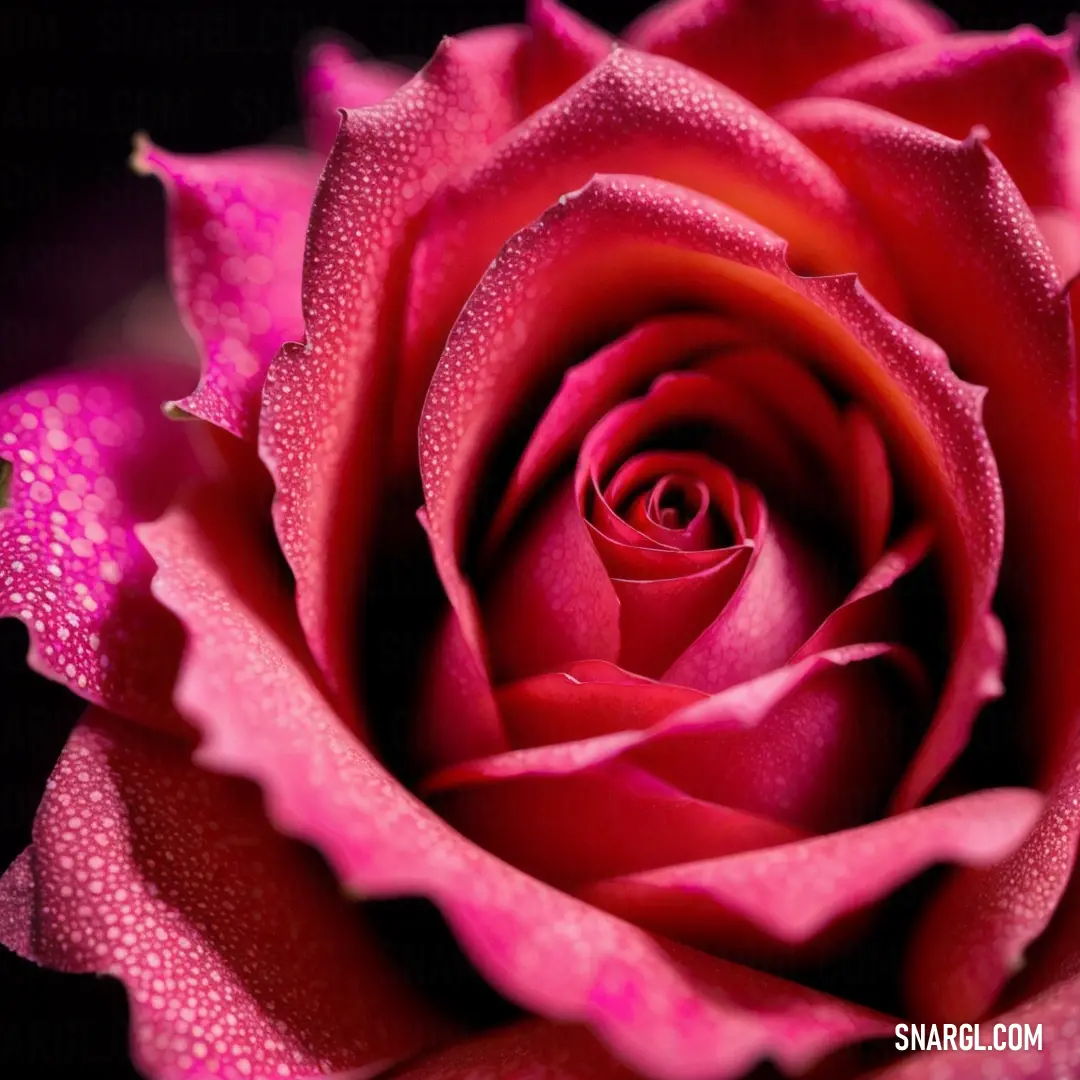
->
[{"left": 4, "top": 0, "right": 1080, "bottom": 1077}]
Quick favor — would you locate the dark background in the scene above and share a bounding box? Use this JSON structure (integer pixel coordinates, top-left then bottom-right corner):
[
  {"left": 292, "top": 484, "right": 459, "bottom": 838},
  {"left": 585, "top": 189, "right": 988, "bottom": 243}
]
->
[{"left": 0, "top": 1, "right": 1075, "bottom": 1076}]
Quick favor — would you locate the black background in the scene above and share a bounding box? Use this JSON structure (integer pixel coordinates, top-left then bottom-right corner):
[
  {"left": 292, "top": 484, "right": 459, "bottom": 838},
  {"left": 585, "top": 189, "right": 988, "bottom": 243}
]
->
[{"left": 0, "top": 2, "right": 1075, "bottom": 1076}]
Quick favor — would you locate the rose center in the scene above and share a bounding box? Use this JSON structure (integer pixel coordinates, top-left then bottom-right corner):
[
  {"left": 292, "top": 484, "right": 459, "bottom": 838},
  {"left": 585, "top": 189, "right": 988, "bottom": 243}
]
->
[
  {"left": 649, "top": 474, "right": 704, "bottom": 531},
  {"left": 602, "top": 456, "right": 737, "bottom": 554}
]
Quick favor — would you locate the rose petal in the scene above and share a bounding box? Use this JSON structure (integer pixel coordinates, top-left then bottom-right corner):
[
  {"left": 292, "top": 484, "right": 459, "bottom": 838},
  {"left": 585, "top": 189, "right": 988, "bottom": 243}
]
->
[
  {"left": 431, "top": 760, "right": 803, "bottom": 887},
  {"left": 693, "top": 343, "right": 849, "bottom": 490},
  {"left": 664, "top": 500, "right": 839, "bottom": 693},
  {"left": 497, "top": 663, "right": 706, "bottom": 748},
  {"left": 132, "top": 139, "right": 319, "bottom": 441},
  {"left": 258, "top": 32, "right": 522, "bottom": 701},
  {"left": 580, "top": 788, "right": 1042, "bottom": 951},
  {"left": 0, "top": 709, "right": 446, "bottom": 1080},
  {"left": 483, "top": 478, "right": 621, "bottom": 681},
  {"left": 905, "top": 735, "right": 1080, "bottom": 1021},
  {"left": 779, "top": 100, "right": 1076, "bottom": 808},
  {"left": 520, "top": 0, "right": 613, "bottom": 114},
  {"left": 405, "top": 47, "right": 905, "bottom": 486},
  {"left": 0, "top": 367, "right": 197, "bottom": 727},
  {"left": 303, "top": 39, "right": 410, "bottom": 154},
  {"left": 424, "top": 644, "right": 901, "bottom": 789},
  {"left": 140, "top": 486, "right": 892, "bottom": 1079},
  {"left": 1036, "top": 206, "right": 1080, "bottom": 281},
  {"left": 795, "top": 523, "right": 934, "bottom": 654},
  {"left": 418, "top": 174, "right": 1003, "bottom": 853},
  {"left": 624, "top": 0, "right": 950, "bottom": 110},
  {"left": 806, "top": 27, "right": 1080, "bottom": 212},
  {"left": 615, "top": 550, "right": 751, "bottom": 677},
  {"left": 638, "top": 650, "right": 923, "bottom": 832},
  {"left": 842, "top": 406, "right": 893, "bottom": 572},
  {"left": 489, "top": 314, "right": 750, "bottom": 553},
  {"left": 413, "top": 602, "right": 509, "bottom": 774}
]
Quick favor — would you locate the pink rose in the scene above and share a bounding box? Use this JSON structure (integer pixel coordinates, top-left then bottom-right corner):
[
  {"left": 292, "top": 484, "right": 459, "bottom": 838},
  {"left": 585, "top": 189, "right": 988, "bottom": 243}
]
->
[{"left": 3, "top": 2, "right": 1080, "bottom": 1077}]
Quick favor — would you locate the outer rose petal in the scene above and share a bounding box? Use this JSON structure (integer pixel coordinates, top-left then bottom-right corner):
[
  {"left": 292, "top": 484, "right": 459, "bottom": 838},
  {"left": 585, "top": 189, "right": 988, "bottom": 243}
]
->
[
  {"left": 431, "top": 759, "right": 802, "bottom": 887},
  {"left": 258, "top": 32, "right": 522, "bottom": 702},
  {"left": 806, "top": 28, "right": 1080, "bottom": 212},
  {"left": 0, "top": 367, "right": 197, "bottom": 727},
  {"left": 418, "top": 177, "right": 1002, "bottom": 801},
  {"left": 140, "top": 487, "right": 892, "bottom": 1080},
  {"left": 779, "top": 101, "right": 1079, "bottom": 808},
  {"left": 904, "top": 739, "right": 1080, "bottom": 1021},
  {"left": 624, "top": 0, "right": 950, "bottom": 110},
  {"left": 520, "top": 0, "right": 613, "bottom": 115},
  {"left": 0, "top": 710, "right": 446, "bottom": 1080},
  {"left": 133, "top": 139, "right": 320, "bottom": 441},
  {"left": 579, "top": 788, "right": 1042, "bottom": 954},
  {"left": 303, "top": 40, "right": 410, "bottom": 154}
]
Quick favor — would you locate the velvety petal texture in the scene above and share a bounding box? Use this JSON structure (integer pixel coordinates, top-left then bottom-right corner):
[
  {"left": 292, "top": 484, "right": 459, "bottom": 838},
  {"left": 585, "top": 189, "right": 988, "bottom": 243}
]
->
[
  {"left": 8, "top": 4, "right": 1080, "bottom": 1078},
  {"left": 0, "top": 709, "right": 446, "bottom": 1080},
  {"left": 133, "top": 140, "right": 320, "bottom": 441},
  {"left": 418, "top": 176, "right": 1004, "bottom": 830},
  {"left": 1, "top": 367, "right": 197, "bottom": 726},
  {"left": 139, "top": 486, "right": 894, "bottom": 1079},
  {"left": 259, "top": 32, "right": 522, "bottom": 702}
]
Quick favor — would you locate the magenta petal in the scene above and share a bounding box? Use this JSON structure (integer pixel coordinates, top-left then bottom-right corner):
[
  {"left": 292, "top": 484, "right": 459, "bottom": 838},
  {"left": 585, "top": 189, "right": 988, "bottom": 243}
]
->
[
  {"left": 615, "top": 551, "right": 751, "bottom": 677},
  {"left": 905, "top": 737, "right": 1080, "bottom": 1022},
  {"left": 140, "top": 488, "right": 892, "bottom": 1079},
  {"left": 0, "top": 848, "right": 34, "bottom": 960},
  {"left": 134, "top": 139, "right": 319, "bottom": 441},
  {"left": 779, "top": 100, "right": 1077, "bottom": 807},
  {"left": 580, "top": 788, "right": 1042, "bottom": 951},
  {"left": 484, "top": 479, "right": 621, "bottom": 680},
  {"left": 418, "top": 179, "right": 1003, "bottom": 789},
  {"left": 664, "top": 505, "right": 838, "bottom": 693},
  {"left": 0, "top": 367, "right": 198, "bottom": 726},
  {"left": 0, "top": 710, "right": 447, "bottom": 1080},
  {"left": 431, "top": 760, "right": 803, "bottom": 887},
  {"left": 796, "top": 523, "right": 934, "bottom": 654},
  {"left": 521, "top": 0, "right": 613, "bottom": 114},
  {"left": 425, "top": 645, "right": 902, "bottom": 789},
  {"left": 625, "top": 0, "right": 950, "bottom": 109},
  {"left": 842, "top": 406, "right": 893, "bottom": 572},
  {"left": 637, "top": 649, "right": 924, "bottom": 832},
  {"left": 497, "top": 663, "right": 706, "bottom": 748},
  {"left": 258, "top": 32, "right": 522, "bottom": 700},
  {"left": 807, "top": 27, "right": 1080, "bottom": 212},
  {"left": 303, "top": 39, "right": 410, "bottom": 154},
  {"left": 412, "top": 602, "right": 509, "bottom": 774}
]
